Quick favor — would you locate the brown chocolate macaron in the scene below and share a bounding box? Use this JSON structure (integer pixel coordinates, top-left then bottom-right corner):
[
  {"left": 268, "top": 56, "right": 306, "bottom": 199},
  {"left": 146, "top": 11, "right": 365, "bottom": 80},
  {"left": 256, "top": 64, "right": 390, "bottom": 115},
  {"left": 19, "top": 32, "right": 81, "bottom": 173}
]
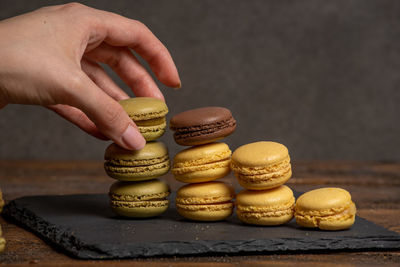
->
[{"left": 170, "top": 107, "right": 236, "bottom": 146}]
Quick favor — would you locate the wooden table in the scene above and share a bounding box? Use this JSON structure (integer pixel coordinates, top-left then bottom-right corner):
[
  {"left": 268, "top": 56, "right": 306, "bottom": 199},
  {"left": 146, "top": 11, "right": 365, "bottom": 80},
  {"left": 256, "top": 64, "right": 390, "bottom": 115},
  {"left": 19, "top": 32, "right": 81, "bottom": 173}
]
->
[{"left": 0, "top": 160, "right": 399, "bottom": 266}]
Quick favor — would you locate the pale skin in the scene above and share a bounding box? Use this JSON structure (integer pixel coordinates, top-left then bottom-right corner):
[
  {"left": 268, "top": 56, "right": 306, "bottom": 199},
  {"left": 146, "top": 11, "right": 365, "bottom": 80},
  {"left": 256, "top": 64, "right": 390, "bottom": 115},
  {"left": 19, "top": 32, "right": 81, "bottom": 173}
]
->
[{"left": 0, "top": 3, "right": 181, "bottom": 150}]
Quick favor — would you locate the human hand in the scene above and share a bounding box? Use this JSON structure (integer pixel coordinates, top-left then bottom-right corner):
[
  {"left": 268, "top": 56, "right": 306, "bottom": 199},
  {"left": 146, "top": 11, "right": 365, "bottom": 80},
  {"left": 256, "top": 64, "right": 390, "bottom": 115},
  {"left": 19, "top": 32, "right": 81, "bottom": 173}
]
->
[{"left": 0, "top": 3, "right": 181, "bottom": 150}]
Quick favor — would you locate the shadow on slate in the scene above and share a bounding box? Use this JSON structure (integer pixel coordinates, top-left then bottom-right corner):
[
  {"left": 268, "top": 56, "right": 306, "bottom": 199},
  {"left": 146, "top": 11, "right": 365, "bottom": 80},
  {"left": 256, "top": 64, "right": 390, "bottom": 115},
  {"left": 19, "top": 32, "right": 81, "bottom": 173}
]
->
[{"left": 2, "top": 193, "right": 400, "bottom": 259}]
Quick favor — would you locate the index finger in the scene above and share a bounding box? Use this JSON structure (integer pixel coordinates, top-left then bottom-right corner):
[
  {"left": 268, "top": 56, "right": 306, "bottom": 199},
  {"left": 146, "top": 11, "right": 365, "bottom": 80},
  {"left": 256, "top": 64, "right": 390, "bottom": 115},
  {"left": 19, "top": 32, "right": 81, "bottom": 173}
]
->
[{"left": 91, "top": 10, "right": 181, "bottom": 89}]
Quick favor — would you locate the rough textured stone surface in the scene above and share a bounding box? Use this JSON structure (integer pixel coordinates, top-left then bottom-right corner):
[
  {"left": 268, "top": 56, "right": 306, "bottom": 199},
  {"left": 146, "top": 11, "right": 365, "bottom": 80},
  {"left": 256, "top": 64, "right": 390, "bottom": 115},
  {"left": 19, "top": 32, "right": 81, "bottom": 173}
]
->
[{"left": 2, "top": 194, "right": 400, "bottom": 259}]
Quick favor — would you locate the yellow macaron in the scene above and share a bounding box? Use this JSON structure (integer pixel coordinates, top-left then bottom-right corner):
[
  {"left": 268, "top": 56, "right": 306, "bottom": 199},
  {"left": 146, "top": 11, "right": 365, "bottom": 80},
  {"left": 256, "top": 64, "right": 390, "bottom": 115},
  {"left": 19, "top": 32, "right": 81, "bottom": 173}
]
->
[
  {"left": 294, "top": 187, "right": 356, "bottom": 230},
  {"left": 172, "top": 142, "right": 231, "bottom": 183},
  {"left": 236, "top": 185, "right": 295, "bottom": 225},
  {"left": 119, "top": 97, "right": 168, "bottom": 141},
  {"left": 104, "top": 141, "right": 170, "bottom": 181},
  {"left": 109, "top": 179, "right": 170, "bottom": 218},
  {"left": 231, "top": 141, "right": 292, "bottom": 190},
  {"left": 175, "top": 181, "right": 235, "bottom": 221}
]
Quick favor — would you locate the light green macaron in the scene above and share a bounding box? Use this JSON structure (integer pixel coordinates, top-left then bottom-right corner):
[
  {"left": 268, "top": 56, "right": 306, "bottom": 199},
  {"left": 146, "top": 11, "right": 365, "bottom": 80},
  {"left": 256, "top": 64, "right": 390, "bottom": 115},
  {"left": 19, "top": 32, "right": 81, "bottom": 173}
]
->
[
  {"left": 119, "top": 97, "right": 168, "bottom": 141},
  {"left": 104, "top": 141, "right": 170, "bottom": 181},
  {"left": 109, "top": 179, "right": 170, "bottom": 218}
]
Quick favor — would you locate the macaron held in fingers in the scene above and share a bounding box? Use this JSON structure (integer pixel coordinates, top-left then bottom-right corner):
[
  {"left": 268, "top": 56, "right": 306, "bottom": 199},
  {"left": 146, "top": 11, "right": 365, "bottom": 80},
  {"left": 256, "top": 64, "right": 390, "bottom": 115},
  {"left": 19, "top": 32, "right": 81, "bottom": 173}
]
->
[
  {"left": 294, "top": 187, "right": 357, "bottom": 230},
  {"left": 119, "top": 97, "right": 168, "bottom": 141},
  {"left": 236, "top": 185, "right": 295, "bottom": 225},
  {"left": 170, "top": 106, "right": 236, "bottom": 146},
  {"left": 109, "top": 179, "right": 170, "bottom": 218},
  {"left": 104, "top": 141, "right": 170, "bottom": 181},
  {"left": 175, "top": 181, "right": 235, "bottom": 221},
  {"left": 231, "top": 141, "right": 292, "bottom": 190},
  {"left": 172, "top": 142, "right": 232, "bottom": 183}
]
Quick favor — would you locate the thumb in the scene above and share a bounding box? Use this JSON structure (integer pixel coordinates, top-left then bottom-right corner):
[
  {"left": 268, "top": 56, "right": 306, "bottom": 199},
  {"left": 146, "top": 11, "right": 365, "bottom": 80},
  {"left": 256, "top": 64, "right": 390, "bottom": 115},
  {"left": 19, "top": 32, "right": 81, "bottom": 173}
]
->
[{"left": 66, "top": 72, "right": 146, "bottom": 150}]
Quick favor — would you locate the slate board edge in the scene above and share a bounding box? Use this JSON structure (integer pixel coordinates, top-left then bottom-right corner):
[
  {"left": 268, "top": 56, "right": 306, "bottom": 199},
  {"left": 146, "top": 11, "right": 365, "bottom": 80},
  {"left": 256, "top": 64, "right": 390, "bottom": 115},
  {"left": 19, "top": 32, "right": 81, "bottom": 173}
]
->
[{"left": 3, "top": 198, "right": 400, "bottom": 259}]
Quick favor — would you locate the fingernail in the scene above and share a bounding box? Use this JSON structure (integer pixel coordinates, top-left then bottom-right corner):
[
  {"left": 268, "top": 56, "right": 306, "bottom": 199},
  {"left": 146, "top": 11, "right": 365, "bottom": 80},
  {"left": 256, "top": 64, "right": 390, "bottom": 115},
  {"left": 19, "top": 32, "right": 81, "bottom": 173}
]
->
[
  {"left": 121, "top": 124, "right": 146, "bottom": 150},
  {"left": 173, "top": 82, "right": 182, "bottom": 90}
]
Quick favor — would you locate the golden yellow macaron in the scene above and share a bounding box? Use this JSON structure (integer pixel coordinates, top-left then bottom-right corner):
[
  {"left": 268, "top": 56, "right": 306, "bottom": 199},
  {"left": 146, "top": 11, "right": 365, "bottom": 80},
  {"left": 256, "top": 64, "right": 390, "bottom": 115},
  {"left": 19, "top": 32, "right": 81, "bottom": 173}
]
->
[
  {"left": 172, "top": 142, "right": 231, "bottom": 183},
  {"left": 231, "top": 141, "right": 292, "bottom": 190},
  {"left": 294, "top": 187, "right": 356, "bottom": 230},
  {"left": 109, "top": 179, "right": 170, "bottom": 218},
  {"left": 236, "top": 185, "right": 295, "bottom": 225},
  {"left": 119, "top": 97, "right": 168, "bottom": 141},
  {"left": 0, "top": 188, "right": 4, "bottom": 213},
  {"left": 175, "top": 181, "right": 235, "bottom": 221},
  {"left": 104, "top": 141, "right": 170, "bottom": 181},
  {"left": 0, "top": 225, "right": 5, "bottom": 253}
]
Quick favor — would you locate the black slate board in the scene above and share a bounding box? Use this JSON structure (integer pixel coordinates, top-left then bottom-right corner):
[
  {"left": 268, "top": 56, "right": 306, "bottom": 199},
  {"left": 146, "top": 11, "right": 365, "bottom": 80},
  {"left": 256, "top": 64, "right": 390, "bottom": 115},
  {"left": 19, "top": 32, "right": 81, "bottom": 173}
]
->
[{"left": 2, "top": 193, "right": 400, "bottom": 259}]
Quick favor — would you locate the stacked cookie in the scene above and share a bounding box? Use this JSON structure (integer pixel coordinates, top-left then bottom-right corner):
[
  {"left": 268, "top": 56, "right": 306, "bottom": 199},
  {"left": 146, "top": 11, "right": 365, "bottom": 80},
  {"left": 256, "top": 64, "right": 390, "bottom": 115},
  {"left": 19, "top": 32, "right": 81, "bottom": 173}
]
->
[
  {"left": 231, "top": 141, "right": 296, "bottom": 225},
  {"left": 104, "top": 97, "right": 171, "bottom": 218},
  {"left": 170, "top": 107, "right": 237, "bottom": 221}
]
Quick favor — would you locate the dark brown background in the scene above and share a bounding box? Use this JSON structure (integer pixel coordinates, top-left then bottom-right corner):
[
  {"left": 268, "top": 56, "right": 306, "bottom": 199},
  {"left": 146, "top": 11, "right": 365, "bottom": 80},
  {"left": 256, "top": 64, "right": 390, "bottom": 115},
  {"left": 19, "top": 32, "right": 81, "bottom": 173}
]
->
[{"left": 0, "top": 0, "right": 399, "bottom": 160}]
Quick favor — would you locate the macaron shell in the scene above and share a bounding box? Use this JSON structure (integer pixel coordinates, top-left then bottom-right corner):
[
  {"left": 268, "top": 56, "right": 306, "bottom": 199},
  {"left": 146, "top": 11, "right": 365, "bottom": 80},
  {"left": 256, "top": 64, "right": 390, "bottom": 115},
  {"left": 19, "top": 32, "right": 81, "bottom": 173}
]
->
[
  {"left": 173, "top": 160, "right": 231, "bottom": 183},
  {"left": 236, "top": 168, "right": 292, "bottom": 190},
  {"left": 231, "top": 141, "right": 289, "bottom": 167},
  {"left": 176, "top": 203, "right": 234, "bottom": 221},
  {"left": 237, "top": 211, "right": 294, "bottom": 226},
  {"left": 295, "top": 203, "right": 356, "bottom": 230},
  {"left": 174, "top": 131, "right": 233, "bottom": 146},
  {"left": 176, "top": 181, "right": 235, "bottom": 204},
  {"left": 109, "top": 179, "right": 170, "bottom": 197},
  {"left": 119, "top": 97, "right": 168, "bottom": 120},
  {"left": 105, "top": 141, "right": 168, "bottom": 162},
  {"left": 104, "top": 160, "right": 170, "bottom": 181},
  {"left": 295, "top": 187, "right": 353, "bottom": 212},
  {"left": 111, "top": 200, "right": 169, "bottom": 218},
  {"left": 173, "top": 143, "right": 231, "bottom": 164}
]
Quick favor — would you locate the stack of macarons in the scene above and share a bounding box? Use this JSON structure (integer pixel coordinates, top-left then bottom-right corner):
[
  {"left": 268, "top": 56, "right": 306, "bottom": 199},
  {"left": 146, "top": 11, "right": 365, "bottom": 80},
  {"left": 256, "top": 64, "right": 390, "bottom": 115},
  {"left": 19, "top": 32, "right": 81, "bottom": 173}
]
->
[
  {"left": 231, "top": 141, "right": 357, "bottom": 230},
  {"left": 170, "top": 107, "right": 237, "bottom": 221},
  {"left": 104, "top": 97, "right": 171, "bottom": 218},
  {"left": 231, "top": 141, "right": 296, "bottom": 226}
]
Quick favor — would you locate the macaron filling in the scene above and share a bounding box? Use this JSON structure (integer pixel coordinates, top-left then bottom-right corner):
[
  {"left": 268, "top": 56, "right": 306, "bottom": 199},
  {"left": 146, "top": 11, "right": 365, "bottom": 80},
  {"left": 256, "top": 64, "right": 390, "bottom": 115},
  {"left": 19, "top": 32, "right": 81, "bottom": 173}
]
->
[
  {"left": 231, "top": 156, "right": 291, "bottom": 175},
  {"left": 109, "top": 191, "right": 170, "bottom": 202},
  {"left": 104, "top": 156, "right": 170, "bottom": 174},
  {"left": 111, "top": 199, "right": 169, "bottom": 209},
  {"left": 235, "top": 166, "right": 291, "bottom": 182},
  {"left": 172, "top": 158, "right": 231, "bottom": 174},
  {"left": 135, "top": 117, "right": 166, "bottom": 127},
  {"left": 172, "top": 117, "right": 236, "bottom": 140},
  {"left": 176, "top": 201, "right": 234, "bottom": 212}
]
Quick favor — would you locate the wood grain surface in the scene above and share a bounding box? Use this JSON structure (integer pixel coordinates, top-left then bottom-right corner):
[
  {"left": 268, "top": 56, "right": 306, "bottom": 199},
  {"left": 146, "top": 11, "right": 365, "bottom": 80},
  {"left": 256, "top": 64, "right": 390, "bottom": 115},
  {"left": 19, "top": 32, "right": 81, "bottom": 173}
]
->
[{"left": 0, "top": 160, "right": 399, "bottom": 266}]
